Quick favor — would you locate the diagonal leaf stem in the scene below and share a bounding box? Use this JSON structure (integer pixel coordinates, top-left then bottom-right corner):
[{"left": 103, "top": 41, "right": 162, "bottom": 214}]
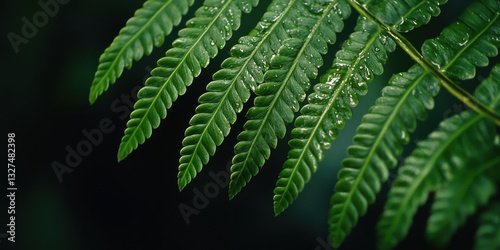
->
[{"left": 348, "top": 0, "right": 500, "bottom": 126}]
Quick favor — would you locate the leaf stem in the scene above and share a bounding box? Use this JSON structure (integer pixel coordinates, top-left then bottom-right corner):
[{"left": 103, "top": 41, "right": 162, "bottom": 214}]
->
[{"left": 347, "top": 0, "right": 500, "bottom": 126}]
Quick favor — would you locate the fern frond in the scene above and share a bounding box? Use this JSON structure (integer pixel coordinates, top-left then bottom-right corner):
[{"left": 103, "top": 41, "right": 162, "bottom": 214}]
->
[
  {"left": 117, "top": 0, "right": 258, "bottom": 162},
  {"left": 475, "top": 202, "right": 500, "bottom": 250},
  {"left": 178, "top": 0, "right": 294, "bottom": 191},
  {"left": 89, "top": 0, "right": 195, "bottom": 104},
  {"left": 272, "top": 14, "right": 395, "bottom": 216},
  {"left": 376, "top": 62, "right": 500, "bottom": 250},
  {"left": 229, "top": 0, "right": 352, "bottom": 203},
  {"left": 330, "top": 0, "right": 500, "bottom": 246},
  {"left": 426, "top": 150, "right": 499, "bottom": 246}
]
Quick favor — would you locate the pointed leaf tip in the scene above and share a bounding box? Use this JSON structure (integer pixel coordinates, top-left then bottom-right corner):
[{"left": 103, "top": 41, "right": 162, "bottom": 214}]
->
[
  {"left": 117, "top": 146, "right": 130, "bottom": 163},
  {"left": 178, "top": 179, "right": 188, "bottom": 191}
]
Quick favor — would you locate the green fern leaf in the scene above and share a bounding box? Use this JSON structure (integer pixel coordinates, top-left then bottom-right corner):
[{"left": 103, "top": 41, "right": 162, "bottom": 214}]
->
[
  {"left": 89, "top": 0, "right": 195, "bottom": 104},
  {"left": 365, "top": 0, "right": 447, "bottom": 33},
  {"left": 475, "top": 202, "right": 500, "bottom": 250},
  {"left": 474, "top": 64, "right": 500, "bottom": 113},
  {"left": 330, "top": 63, "right": 437, "bottom": 246},
  {"left": 426, "top": 65, "right": 500, "bottom": 247},
  {"left": 426, "top": 151, "right": 499, "bottom": 247},
  {"left": 178, "top": 0, "right": 293, "bottom": 191},
  {"left": 422, "top": 0, "right": 500, "bottom": 81},
  {"left": 117, "top": 0, "right": 258, "bottom": 162},
  {"left": 231, "top": 0, "right": 351, "bottom": 203},
  {"left": 330, "top": 0, "right": 500, "bottom": 246},
  {"left": 376, "top": 62, "right": 500, "bottom": 250},
  {"left": 273, "top": 14, "right": 395, "bottom": 216},
  {"left": 376, "top": 111, "right": 497, "bottom": 250}
]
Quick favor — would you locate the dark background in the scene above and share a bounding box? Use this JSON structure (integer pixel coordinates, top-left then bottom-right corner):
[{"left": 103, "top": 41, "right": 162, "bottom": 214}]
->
[{"left": 1, "top": 0, "right": 490, "bottom": 249}]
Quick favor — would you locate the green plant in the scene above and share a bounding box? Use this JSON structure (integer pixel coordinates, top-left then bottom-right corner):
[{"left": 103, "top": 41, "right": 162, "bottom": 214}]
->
[{"left": 87, "top": 0, "right": 500, "bottom": 249}]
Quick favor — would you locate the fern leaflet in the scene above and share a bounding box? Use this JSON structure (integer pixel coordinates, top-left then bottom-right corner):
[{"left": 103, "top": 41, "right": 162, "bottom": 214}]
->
[
  {"left": 365, "top": 0, "right": 447, "bottom": 33},
  {"left": 475, "top": 202, "right": 500, "bottom": 250},
  {"left": 178, "top": 0, "right": 292, "bottom": 191},
  {"left": 376, "top": 62, "right": 500, "bottom": 250},
  {"left": 377, "top": 111, "right": 497, "bottom": 250},
  {"left": 423, "top": 67, "right": 500, "bottom": 248},
  {"left": 89, "top": 0, "right": 195, "bottom": 104},
  {"left": 425, "top": 150, "right": 499, "bottom": 247},
  {"left": 422, "top": 0, "right": 500, "bottom": 81},
  {"left": 117, "top": 0, "right": 258, "bottom": 162},
  {"left": 230, "top": 0, "right": 351, "bottom": 202},
  {"left": 270, "top": 9, "right": 400, "bottom": 218}
]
